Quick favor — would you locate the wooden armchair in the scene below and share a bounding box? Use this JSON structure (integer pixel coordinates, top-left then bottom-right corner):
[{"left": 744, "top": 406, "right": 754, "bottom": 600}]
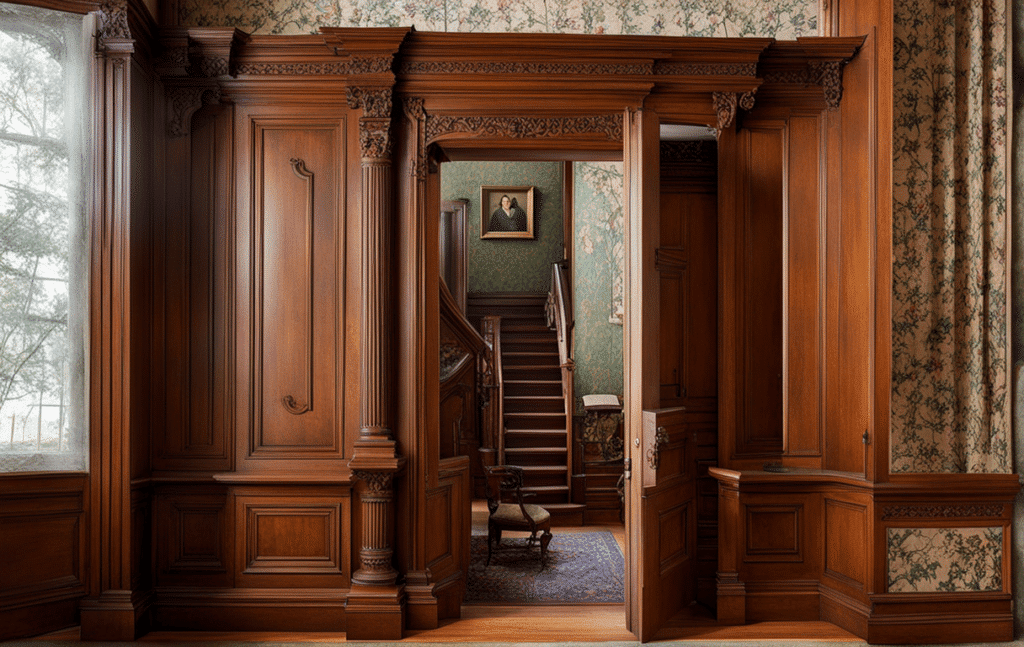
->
[{"left": 483, "top": 465, "right": 553, "bottom": 568}]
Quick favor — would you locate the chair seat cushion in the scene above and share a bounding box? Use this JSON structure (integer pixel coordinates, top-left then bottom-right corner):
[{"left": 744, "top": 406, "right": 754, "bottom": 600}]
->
[{"left": 492, "top": 502, "right": 551, "bottom": 525}]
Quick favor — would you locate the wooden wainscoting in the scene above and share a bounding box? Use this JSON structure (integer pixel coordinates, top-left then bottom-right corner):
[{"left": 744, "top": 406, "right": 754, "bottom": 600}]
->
[
  {"left": 712, "top": 468, "right": 1019, "bottom": 644},
  {"left": 0, "top": 473, "right": 87, "bottom": 641}
]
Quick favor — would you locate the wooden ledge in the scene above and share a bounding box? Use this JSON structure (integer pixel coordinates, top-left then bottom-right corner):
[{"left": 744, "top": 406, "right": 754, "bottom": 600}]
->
[
  {"left": 211, "top": 471, "right": 354, "bottom": 485},
  {"left": 708, "top": 466, "right": 869, "bottom": 488},
  {"left": 708, "top": 467, "right": 1020, "bottom": 500}
]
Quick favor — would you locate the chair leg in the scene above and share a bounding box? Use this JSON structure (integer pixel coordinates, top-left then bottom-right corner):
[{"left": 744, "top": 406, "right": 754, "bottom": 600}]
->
[
  {"left": 539, "top": 529, "right": 552, "bottom": 566},
  {"left": 487, "top": 526, "right": 506, "bottom": 566},
  {"left": 486, "top": 524, "right": 496, "bottom": 566}
]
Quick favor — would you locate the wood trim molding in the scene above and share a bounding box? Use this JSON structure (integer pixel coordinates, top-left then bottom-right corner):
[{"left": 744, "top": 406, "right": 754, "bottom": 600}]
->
[{"left": 424, "top": 114, "right": 624, "bottom": 146}]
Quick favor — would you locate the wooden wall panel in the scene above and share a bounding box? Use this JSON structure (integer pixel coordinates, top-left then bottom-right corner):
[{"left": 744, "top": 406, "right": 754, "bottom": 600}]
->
[
  {"left": 783, "top": 114, "right": 824, "bottom": 461},
  {"left": 235, "top": 491, "right": 351, "bottom": 588},
  {"left": 658, "top": 501, "right": 691, "bottom": 573},
  {"left": 738, "top": 126, "right": 784, "bottom": 457},
  {"left": 424, "top": 485, "right": 453, "bottom": 567},
  {"left": 0, "top": 474, "right": 86, "bottom": 641},
  {"left": 823, "top": 497, "right": 867, "bottom": 592},
  {"left": 156, "top": 105, "right": 233, "bottom": 471},
  {"left": 745, "top": 505, "right": 801, "bottom": 561},
  {"left": 235, "top": 112, "right": 348, "bottom": 469},
  {"left": 154, "top": 489, "right": 231, "bottom": 588}
]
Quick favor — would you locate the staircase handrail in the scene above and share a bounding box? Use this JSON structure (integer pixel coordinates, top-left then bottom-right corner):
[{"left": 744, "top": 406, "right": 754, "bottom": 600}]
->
[
  {"left": 548, "top": 261, "right": 573, "bottom": 368},
  {"left": 548, "top": 261, "right": 575, "bottom": 484},
  {"left": 479, "top": 315, "right": 504, "bottom": 466}
]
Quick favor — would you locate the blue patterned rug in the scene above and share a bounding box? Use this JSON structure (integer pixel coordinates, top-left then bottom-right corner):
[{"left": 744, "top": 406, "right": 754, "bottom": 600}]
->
[{"left": 465, "top": 530, "right": 624, "bottom": 604}]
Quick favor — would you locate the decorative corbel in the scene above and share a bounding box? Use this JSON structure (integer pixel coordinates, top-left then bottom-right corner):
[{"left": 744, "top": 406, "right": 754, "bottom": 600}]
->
[
  {"left": 810, "top": 60, "right": 845, "bottom": 109},
  {"left": 166, "top": 84, "right": 221, "bottom": 138},
  {"left": 712, "top": 92, "right": 738, "bottom": 134},
  {"left": 739, "top": 89, "right": 757, "bottom": 112},
  {"left": 160, "top": 28, "right": 247, "bottom": 138}
]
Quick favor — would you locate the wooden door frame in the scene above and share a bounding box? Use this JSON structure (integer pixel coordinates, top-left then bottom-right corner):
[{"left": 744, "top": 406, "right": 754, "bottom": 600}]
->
[{"left": 392, "top": 30, "right": 861, "bottom": 640}]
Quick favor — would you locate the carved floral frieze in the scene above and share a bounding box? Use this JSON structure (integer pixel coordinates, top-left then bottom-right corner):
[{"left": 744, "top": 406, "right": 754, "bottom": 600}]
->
[
  {"left": 425, "top": 114, "right": 623, "bottom": 145},
  {"left": 401, "top": 61, "right": 652, "bottom": 76}
]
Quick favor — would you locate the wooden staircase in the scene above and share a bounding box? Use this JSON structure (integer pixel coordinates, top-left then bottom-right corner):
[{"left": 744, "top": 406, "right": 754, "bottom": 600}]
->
[{"left": 468, "top": 293, "right": 584, "bottom": 526}]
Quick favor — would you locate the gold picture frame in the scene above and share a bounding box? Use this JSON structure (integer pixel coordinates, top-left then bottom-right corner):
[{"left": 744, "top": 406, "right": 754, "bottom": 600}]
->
[{"left": 480, "top": 185, "right": 535, "bottom": 239}]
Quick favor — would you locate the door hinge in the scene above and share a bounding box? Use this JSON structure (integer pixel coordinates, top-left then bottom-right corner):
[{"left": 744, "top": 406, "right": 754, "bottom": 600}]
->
[{"left": 623, "top": 457, "right": 631, "bottom": 480}]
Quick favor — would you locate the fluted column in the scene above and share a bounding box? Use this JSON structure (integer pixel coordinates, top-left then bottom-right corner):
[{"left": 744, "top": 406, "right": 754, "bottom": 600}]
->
[
  {"left": 80, "top": 0, "right": 142, "bottom": 639},
  {"left": 345, "top": 83, "right": 406, "bottom": 639}
]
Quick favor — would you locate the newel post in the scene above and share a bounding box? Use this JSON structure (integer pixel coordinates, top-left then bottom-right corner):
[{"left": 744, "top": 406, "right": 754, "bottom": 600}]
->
[{"left": 344, "top": 82, "right": 407, "bottom": 638}]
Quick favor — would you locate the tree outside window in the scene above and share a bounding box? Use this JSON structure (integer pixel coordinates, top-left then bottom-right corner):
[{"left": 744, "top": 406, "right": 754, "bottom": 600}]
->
[{"left": 0, "top": 3, "right": 91, "bottom": 472}]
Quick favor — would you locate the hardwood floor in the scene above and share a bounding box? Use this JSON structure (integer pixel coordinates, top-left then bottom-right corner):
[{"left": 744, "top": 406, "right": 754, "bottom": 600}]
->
[
  {"left": 20, "top": 504, "right": 861, "bottom": 644},
  {"left": 28, "top": 616, "right": 862, "bottom": 644}
]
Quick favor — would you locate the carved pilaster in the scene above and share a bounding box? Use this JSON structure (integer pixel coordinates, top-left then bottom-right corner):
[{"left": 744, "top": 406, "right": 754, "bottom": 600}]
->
[
  {"left": 81, "top": 6, "right": 141, "bottom": 640},
  {"left": 351, "top": 471, "right": 398, "bottom": 584},
  {"left": 346, "top": 75, "right": 405, "bottom": 636},
  {"left": 403, "top": 98, "right": 428, "bottom": 182},
  {"left": 712, "top": 92, "right": 738, "bottom": 133}
]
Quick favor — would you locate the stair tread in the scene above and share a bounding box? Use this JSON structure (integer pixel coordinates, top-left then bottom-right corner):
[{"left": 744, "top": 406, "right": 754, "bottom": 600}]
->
[
  {"left": 506, "top": 414, "right": 566, "bottom": 419},
  {"left": 505, "top": 379, "right": 562, "bottom": 384},
  {"left": 504, "top": 395, "right": 564, "bottom": 400},
  {"left": 505, "top": 447, "right": 567, "bottom": 453},
  {"left": 517, "top": 465, "right": 568, "bottom": 472},
  {"left": 521, "top": 485, "right": 570, "bottom": 492},
  {"left": 506, "top": 429, "right": 567, "bottom": 434}
]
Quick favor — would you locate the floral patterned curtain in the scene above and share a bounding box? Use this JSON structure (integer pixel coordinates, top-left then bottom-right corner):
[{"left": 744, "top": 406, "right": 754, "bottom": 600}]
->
[{"left": 891, "top": 0, "right": 1011, "bottom": 473}]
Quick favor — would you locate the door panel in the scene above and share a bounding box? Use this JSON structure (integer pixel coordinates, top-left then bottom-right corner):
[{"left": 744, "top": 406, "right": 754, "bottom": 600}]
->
[{"left": 639, "top": 407, "right": 696, "bottom": 635}]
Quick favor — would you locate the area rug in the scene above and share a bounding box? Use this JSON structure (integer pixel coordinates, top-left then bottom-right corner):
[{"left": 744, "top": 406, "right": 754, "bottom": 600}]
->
[{"left": 465, "top": 531, "right": 624, "bottom": 604}]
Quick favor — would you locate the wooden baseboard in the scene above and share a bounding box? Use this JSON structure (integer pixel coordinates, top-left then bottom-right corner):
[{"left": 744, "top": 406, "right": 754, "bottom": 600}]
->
[
  {"left": 405, "top": 571, "right": 463, "bottom": 630},
  {"left": 819, "top": 585, "right": 870, "bottom": 639},
  {"left": 344, "top": 584, "right": 405, "bottom": 640},
  {"left": 743, "top": 580, "right": 820, "bottom": 622},
  {"left": 79, "top": 589, "right": 152, "bottom": 641},
  {"left": 865, "top": 593, "right": 1015, "bottom": 644},
  {"left": 152, "top": 587, "right": 347, "bottom": 632},
  {"left": 0, "top": 595, "right": 81, "bottom": 642}
]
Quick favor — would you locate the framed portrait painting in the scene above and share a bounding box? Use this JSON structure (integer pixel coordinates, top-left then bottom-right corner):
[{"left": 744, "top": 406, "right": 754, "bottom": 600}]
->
[{"left": 480, "top": 185, "right": 535, "bottom": 239}]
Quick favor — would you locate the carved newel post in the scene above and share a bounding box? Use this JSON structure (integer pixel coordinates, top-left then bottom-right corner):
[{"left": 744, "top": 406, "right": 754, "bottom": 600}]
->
[{"left": 345, "top": 83, "right": 407, "bottom": 638}]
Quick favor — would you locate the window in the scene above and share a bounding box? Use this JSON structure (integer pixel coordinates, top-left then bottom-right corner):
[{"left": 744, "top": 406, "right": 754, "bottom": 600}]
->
[{"left": 0, "top": 2, "right": 93, "bottom": 472}]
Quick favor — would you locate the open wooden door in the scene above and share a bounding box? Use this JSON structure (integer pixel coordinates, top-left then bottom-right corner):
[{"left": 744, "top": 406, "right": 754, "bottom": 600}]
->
[{"left": 623, "top": 108, "right": 699, "bottom": 641}]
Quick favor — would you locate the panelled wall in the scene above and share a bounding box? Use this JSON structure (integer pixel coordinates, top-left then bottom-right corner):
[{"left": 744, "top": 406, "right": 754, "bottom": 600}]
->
[
  {"left": 150, "top": 97, "right": 358, "bottom": 628},
  {"left": 706, "top": 4, "right": 1019, "bottom": 639}
]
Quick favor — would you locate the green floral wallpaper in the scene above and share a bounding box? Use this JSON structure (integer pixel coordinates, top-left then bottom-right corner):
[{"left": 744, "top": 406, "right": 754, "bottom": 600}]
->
[
  {"left": 440, "top": 161, "right": 563, "bottom": 294},
  {"left": 178, "top": 0, "right": 816, "bottom": 37},
  {"left": 891, "top": 0, "right": 1010, "bottom": 474},
  {"left": 887, "top": 527, "right": 1003, "bottom": 593},
  {"left": 572, "top": 162, "right": 624, "bottom": 415}
]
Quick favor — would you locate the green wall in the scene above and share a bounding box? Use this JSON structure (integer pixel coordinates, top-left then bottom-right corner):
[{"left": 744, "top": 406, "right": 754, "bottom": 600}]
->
[
  {"left": 572, "top": 162, "right": 625, "bottom": 414},
  {"left": 440, "top": 161, "right": 564, "bottom": 294}
]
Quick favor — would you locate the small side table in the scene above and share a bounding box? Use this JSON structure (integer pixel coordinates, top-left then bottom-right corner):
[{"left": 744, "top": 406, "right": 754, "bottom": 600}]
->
[{"left": 580, "top": 394, "right": 624, "bottom": 522}]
